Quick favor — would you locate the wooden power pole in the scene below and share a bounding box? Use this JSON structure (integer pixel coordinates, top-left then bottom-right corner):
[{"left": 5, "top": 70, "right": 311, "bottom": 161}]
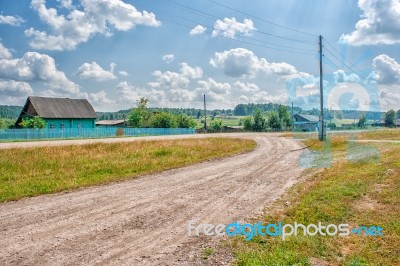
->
[
  {"left": 319, "top": 35, "right": 326, "bottom": 141},
  {"left": 203, "top": 94, "right": 207, "bottom": 130}
]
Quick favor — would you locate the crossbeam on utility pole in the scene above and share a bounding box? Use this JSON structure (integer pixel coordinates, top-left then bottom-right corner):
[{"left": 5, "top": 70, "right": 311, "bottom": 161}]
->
[{"left": 319, "top": 35, "right": 326, "bottom": 141}]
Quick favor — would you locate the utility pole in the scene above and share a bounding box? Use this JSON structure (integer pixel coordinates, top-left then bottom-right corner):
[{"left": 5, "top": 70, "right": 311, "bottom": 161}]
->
[
  {"left": 203, "top": 94, "right": 207, "bottom": 130},
  {"left": 319, "top": 35, "right": 325, "bottom": 141},
  {"left": 291, "top": 102, "right": 294, "bottom": 130}
]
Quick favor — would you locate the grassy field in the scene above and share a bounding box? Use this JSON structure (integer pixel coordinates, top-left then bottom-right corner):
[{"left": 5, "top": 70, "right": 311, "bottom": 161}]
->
[
  {"left": 232, "top": 132, "right": 400, "bottom": 265},
  {"left": 0, "top": 138, "right": 256, "bottom": 202}
]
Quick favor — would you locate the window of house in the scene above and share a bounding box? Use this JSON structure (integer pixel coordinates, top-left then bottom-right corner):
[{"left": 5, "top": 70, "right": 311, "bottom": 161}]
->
[
  {"left": 60, "top": 123, "right": 65, "bottom": 129},
  {"left": 49, "top": 124, "right": 55, "bottom": 129}
]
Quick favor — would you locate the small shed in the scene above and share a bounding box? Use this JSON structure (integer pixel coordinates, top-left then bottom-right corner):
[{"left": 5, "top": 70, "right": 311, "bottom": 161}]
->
[
  {"left": 16, "top": 96, "right": 97, "bottom": 129},
  {"left": 293, "top": 114, "right": 319, "bottom": 131},
  {"left": 96, "top": 119, "right": 126, "bottom": 127}
]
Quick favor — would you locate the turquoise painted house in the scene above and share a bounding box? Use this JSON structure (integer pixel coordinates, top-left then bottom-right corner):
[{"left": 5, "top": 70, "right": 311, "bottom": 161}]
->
[{"left": 16, "top": 96, "right": 97, "bottom": 129}]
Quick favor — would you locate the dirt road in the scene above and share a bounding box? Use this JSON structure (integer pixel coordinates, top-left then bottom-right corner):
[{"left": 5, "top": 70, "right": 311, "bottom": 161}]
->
[{"left": 0, "top": 134, "right": 304, "bottom": 265}]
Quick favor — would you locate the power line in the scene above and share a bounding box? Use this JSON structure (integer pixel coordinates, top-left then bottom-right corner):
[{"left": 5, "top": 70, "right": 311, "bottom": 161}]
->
[
  {"left": 161, "top": 0, "right": 316, "bottom": 45},
  {"left": 323, "top": 38, "right": 365, "bottom": 73},
  {"left": 206, "top": 0, "right": 318, "bottom": 37},
  {"left": 323, "top": 47, "right": 370, "bottom": 80},
  {"left": 97, "top": 0, "right": 316, "bottom": 55}
]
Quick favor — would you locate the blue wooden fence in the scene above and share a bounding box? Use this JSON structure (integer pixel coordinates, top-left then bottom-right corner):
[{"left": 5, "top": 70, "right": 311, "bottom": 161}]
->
[{"left": 0, "top": 128, "right": 195, "bottom": 141}]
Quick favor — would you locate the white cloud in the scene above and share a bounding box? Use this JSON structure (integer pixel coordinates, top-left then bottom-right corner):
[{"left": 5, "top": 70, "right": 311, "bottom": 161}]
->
[
  {"left": 0, "top": 15, "right": 25, "bottom": 26},
  {"left": 179, "top": 63, "right": 203, "bottom": 79},
  {"left": 57, "top": 0, "right": 73, "bottom": 9},
  {"left": 195, "top": 78, "right": 231, "bottom": 101},
  {"left": 0, "top": 80, "right": 33, "bottom": 97},
  {"left": 116, "top": 81, "right": 166, "bottom": 104},
  {"left": 234, "top": 81, "right": 260, "bottom": 92},
  {"left": 190, "top": 25, "right": 206, "bottom": 35},
  {"left": 162, "top": 54, "right": 175, "bottom": 64},
  {"left": 372, "top": 54, "right": 400, "bottom": 84},
  {"left": 333, "top": 69, "right": 361, "bottom": 83},
  {"left": 147, "top": 63, "right": 203, "bottom": 103},
  {"left": 89, "top": 90, "right": 114, "bottom": 104},
  {"left": 118, "top": 71, "right": 129, "bottom": 76},
  {"left": 77, "top": 61, "right": 117, "bottom": 81},
  {"left": 340, "top": 0, "right": 400, "bottom": 45},
  {"left": 0, "top": 51, "right": 79, "bottom": 94},
  {"left": 210, "top": 48, "right": 299, "bottom": 78},
  {"left": 212, "top": 17, "right": 255, "bottom": 38},
  {"left": 0, "top": 42, "right": 12, "bottom": 59},
  {"left": 25, "top": 0, "right": 161, "bottom": 51}
]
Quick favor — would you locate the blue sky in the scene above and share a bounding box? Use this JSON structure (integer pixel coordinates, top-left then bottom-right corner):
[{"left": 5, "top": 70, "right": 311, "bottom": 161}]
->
[{"left": 0, "top": 0, "right": 399, "bottom": 112}]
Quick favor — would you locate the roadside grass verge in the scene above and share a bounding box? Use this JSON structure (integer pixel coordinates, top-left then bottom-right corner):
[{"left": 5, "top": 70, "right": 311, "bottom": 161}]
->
[
  {"left": 356, "top": 128, "right": 400, "bottom": 140},
  {"left": 0, "top": 138, "right": 256, "bottom": 202},
  {"left": 232, "top": 135, "right": 399, "bottom": 265}
]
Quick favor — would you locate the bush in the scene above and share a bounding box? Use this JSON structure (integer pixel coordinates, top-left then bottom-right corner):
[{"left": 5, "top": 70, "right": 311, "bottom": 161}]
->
[
  {"left": 19, "top": 116, "right": 46, "bottom": 128},
  {"left": 150, "top": 112, "right": 177, "bottom": 128},
  {"left": 176, "top": 114, "right": 197, "bottom": 128},
  {"left": 243, "top": 116, "right": 253, "bottom": 131},
  {"left": 211, "top": 120, "right": 222, "bottom": 131}
]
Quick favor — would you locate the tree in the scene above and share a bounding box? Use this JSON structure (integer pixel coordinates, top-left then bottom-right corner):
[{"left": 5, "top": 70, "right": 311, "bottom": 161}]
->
[
  {"left": 196, "top": 111, "right": 201, "bottom": 119},
  {"left": 278, "top": 105, "right": 291, "bottom": 127},
  {"left": 234, "top": 104, "right": 248, "bottom": 116},
  {"left": 19, "top": 116, "right": 46, "bottom": 128},
  {"left": 268, "top": 111, "right": 282, "bottom": 130},
  {"left": 176, "top": 114, "right": 197, "bottom": 128},
  {"left": 358, "top": 114, "right": 367, "bottom": 128},
  {"left": 385, "top": 109, "right": 396, "bottom": 127},
  {"left": 149, "top": 112, "right": 177, "bottom": 128},
  {"left": 397, "top": 109, "right": 400, "bottom": 119},
  {"left": 253, "top": 108, "right": 266, "bottom": 131},
  {"left": 211, "top": 120, "right": 222, "bottom": 131},
  {"left": 0, "top": 118, "right": 14, "bottom": 129},
  {"left": 243, "top": 116, "right": 253, "bottom": 131},
  {"left": 128, "top": 97, "right": 150, "bottom": 127}
]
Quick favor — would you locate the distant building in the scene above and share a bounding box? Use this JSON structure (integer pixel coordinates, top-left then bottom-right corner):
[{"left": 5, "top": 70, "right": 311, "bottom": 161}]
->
[
  {"left": 96, "top": 119, "right": 126, "bottom": 127},
  {"left": 16, "top": 96, "right": 97, "bottom": 129},
  {"left": 293, "top": 114, "right": 319, "bottom": 131}
]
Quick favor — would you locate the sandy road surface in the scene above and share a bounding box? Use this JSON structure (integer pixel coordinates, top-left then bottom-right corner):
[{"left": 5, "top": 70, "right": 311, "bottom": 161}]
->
[{"left": 0, "top": 133, "right": 304, "bottom": 265}]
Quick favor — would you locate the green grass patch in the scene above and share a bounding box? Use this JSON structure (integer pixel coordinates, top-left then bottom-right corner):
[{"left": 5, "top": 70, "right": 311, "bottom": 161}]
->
[
  {"left": 233, "top": 133, "right": 400, "bottom": 265},
  {"left": 0, "top": 138, "right": 256, "bottom": 202}
]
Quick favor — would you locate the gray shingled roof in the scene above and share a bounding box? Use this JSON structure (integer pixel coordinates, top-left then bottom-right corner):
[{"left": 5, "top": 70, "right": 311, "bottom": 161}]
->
[
  {"left": 27, "top": 96, "right": 97, "bottom": 119},
  {"left": 294, "top": 114, "right": 319, "bottom": 122}
]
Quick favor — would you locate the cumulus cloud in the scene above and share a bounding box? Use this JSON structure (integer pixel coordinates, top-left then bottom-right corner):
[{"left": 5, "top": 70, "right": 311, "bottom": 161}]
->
[
  {"left": 372, "top": 54, "right": 400, "bottom": 84},
  {"left": 25, "top": 0, "right": 161, "bottom": 51},
  {"left": 0, "top": 80, "right": 33, "bottom": 97},
  {"left": 77, "top": 62, "right": 117, "bottom": 81},
  {"left": 212, "top": 17, "right": 255, "bottom": 38},
  {"left": 0, "top": 15, "right": 25, "bottom": 26},
  {"left": 147, "top": 63, "right": 203, "bottom": 103},
  {"left": 234, "top": 81, "right": 260, "bottom": 92},
  {"left": 210, "top": 48, "right": 299, "bottom": 78},
  {"left": 88, "top": 90, "right": 114, "bottom": 104},
  {"left": 340, "top": 0, "right": 400, "bottom": 45},
  {"left": 0, "top": 42, "right": 12, "bottom": 59},
  {"left": 190, "top": 25, "right": 206, "bottom": 35},
  {"left": 334, "top": 69, "right": 361, "bottom": 83},
  {"left": 116, "top": 81, "right": 166, "bottom": 104},
  {"left": 162, "top": 54, "right": 175, "bottom": 64},
  {"left": 0, "top": 51, "right": 79, "bottom": 93},
  {"left": 195, "top": 78, "right": 231, "bottom": 101}
]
